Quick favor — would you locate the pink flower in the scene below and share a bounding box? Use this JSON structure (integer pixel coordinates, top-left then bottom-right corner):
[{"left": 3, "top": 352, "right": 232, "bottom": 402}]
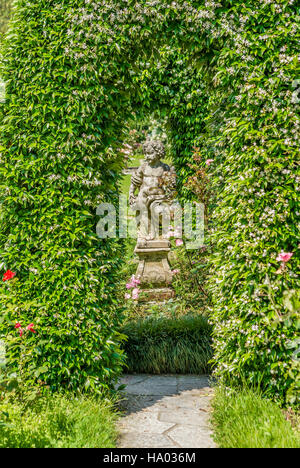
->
[
  {"left": 126, "top": 275, "right": 141, "bottom": 290},
  {"left": 166, "top": 230, "right": 175, "bottom": 238},
  {"left": 172, "top": 269, "right": 180, "bottom": 275},
  {"left": 276, "top": 252, "right": 293, "bottom": 263},
  {"left": 174, "top": 230, "right": 182, "bottom": 238},
  {"left": 131, "top": 275, "right": 141, "bottom": 286},
  {"left": 26, "top": 323, "right": 36, "bottom": 333},
  {"left": 175, "top": 239, "right": 183, "bottom": 246},
  {"left": 205, "top": 159, "right": 214, "bottom": 166},
  {"left": 132, "top": 288, "right": 140, "bottom": 300},
  {"left": 3, "top": 270, "right": 16, "bottom": 281}
]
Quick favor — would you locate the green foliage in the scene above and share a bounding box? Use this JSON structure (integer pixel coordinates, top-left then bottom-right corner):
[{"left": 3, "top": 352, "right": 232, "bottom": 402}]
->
[
  {"left": 206, "top": 1, "right": 299, "bottom": 406},
  {"left": 0, "top": 392, "right": 119, "bottom": 448},
  {"left": 212, "top": 386, "right": 300, "bottom": 448},
  {"left": 0, "top": 0, "right": 12, "bottom": 39},
  {"left": 171, "top": 246, "right": 210, "bottom": 313},
  {"left": 0, "top": 0, "right": 127, "bottom": 393},
  {"left": 0, "top": 0, "right": 298, "bottom": 404},
  {"left": 121, "top": 315, "right": 212, "bottom": 374}
]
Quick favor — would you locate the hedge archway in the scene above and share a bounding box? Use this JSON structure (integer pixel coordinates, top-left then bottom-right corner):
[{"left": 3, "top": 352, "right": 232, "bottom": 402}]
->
[{"left": 0, "top": 1, "right": 298, "bottom": 403}]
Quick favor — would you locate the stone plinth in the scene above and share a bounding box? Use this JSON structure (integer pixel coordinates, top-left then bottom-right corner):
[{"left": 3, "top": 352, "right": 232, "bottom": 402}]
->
[{"left": 135, "top": 239, "right": 174, "bottom": 302}]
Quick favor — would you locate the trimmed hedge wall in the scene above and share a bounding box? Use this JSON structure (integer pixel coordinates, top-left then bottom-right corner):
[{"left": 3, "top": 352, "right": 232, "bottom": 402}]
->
[
  {"left": 207, "top": 0, "right": 299, "bottom": 406},
  {"left": 0, "top": 0, "right": 127, "bottom": 392}
]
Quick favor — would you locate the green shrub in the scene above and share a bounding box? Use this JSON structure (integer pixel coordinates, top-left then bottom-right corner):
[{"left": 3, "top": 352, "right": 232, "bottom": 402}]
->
[
  {"left": 212, "top": 386, "right": 300, "bottom": 448},
  {"left": 0, "top": 393, "right": 119, "bottom": 448},
  {"left": 0, "top": 0, "right": 127, "bottom": 393},
  {"left": 121, "top": 315, "right": 212, "bottom": 374},
  {"left": 206, "top": 1, "right": 299, "bottom": 406}
]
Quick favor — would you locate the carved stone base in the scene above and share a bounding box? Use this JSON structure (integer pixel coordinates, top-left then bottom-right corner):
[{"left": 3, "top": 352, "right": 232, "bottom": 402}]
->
[
  {"left": 134, "top": 239, "right": 174, "bottom": 302},
  {"left": 138, "top": 288, "right": 175, "bottom": 303}
]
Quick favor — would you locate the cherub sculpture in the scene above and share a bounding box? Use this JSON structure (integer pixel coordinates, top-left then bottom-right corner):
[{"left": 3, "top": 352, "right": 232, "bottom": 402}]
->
[{"left": 129, "top": 139, "right": 176, "bottom": 243}]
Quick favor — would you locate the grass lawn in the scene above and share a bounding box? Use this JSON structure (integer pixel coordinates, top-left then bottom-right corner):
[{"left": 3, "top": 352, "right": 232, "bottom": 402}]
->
[
  {"left": 0, "top": 393, "right": 119, "bottom": 448},
  {"left": 120, "top": 173, "right": 132, "bottom": 197},
  {"left": 120, "top": 153, "right": 142, "bottom": 196},
  {"left": 211, "top": 386, "right": 300, "bottom": 448}
]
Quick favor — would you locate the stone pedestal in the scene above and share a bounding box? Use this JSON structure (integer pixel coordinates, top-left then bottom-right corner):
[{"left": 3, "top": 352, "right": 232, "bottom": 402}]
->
[{"left": 135, "top": 239, "right": 175, "bottom": 302}]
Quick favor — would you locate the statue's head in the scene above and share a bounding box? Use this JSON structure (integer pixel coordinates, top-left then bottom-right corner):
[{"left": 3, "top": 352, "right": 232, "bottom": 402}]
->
[{"left": 143, "top": 139, "right": 165, "bottom": 164}]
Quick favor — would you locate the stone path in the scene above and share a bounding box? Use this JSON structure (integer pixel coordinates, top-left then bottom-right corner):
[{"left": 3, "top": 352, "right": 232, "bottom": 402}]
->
[{"left": 118, "top": 374, "right": 216, "bottom": 448}]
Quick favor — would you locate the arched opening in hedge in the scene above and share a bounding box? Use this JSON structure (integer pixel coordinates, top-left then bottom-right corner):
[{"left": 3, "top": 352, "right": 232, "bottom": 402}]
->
[{"left": 0, "top": 1, "right": 298, "bottom": 404}]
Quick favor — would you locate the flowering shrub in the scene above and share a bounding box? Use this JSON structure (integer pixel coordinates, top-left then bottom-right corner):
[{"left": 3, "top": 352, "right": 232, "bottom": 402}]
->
[
  {"left": 0, "top": 0, "right": 128, "bottom": 392},
  {"left": 205, "top": 2, "right": 299, "bottom": 406},
  {"left": 0, "top": 0, "right": 298, "bottom": 402},
  {"left": 0, "top": 262, "right": 125, "bottom": 392}
]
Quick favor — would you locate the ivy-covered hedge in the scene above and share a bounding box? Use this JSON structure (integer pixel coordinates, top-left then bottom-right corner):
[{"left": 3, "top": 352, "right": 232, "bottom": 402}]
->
[
  {"left": 0, "top": 1, "right": 298, "bottom": 403},
  {"left": 0, "top": 0, "right": 127, "bottom": 392},
  {"left": 207, "top": 0, "right": 299, "bottom": 406}
]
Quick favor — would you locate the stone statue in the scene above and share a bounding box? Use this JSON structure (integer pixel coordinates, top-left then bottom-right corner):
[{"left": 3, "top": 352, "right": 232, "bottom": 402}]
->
[
  {"left": 129, "top": 139, "right": 175, "bottom": 244},
  {"left": 129, "top": 139, "right": 176, "bottom": 302}
]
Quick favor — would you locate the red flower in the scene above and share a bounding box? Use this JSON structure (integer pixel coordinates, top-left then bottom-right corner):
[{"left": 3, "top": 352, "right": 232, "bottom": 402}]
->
[
  {"left": 26, "top": 323, "right": 36, "bottom": 333},
  {"left": 15, "top": 322, "right": 23, "bottom": 337},
  {"left": 3, "top": 270, "right": 16, "bottom": 281}
]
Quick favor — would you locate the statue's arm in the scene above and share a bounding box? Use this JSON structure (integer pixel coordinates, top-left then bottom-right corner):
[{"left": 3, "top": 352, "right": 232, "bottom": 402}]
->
[{"left": 129, "top": 167, "right": 143, "bottom": 205}]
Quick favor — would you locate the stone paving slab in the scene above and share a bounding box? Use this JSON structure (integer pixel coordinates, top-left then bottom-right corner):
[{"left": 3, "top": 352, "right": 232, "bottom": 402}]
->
[
  {"left": 119, "top": 375, "right": 178, "bottom": 396},
  {"left": 159, "top": 395, "right": 213, "bottom": 410},
  {"left": 167, "top": 424, "right": 216, "bottom": 449},
  {"left": 118, "top": 412, "right": 175, "bottom": 434},
  {"left": 120, "top": 375, "right": 149, "bottom": 386},
  {"left": 118, "top": 374, "right": 216, "bottom": 448},
  {"left": 159, "top": 408, "right": 210, "bottom": 427},
  {"left": 119, "top": 393, "right": 212, "bottom": 414},
  {"left": 177, "top": 375, "right": 210, "bottom": 392},
  {"left": 118, "top": 432, "right": 178, "bottom": 449}
]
